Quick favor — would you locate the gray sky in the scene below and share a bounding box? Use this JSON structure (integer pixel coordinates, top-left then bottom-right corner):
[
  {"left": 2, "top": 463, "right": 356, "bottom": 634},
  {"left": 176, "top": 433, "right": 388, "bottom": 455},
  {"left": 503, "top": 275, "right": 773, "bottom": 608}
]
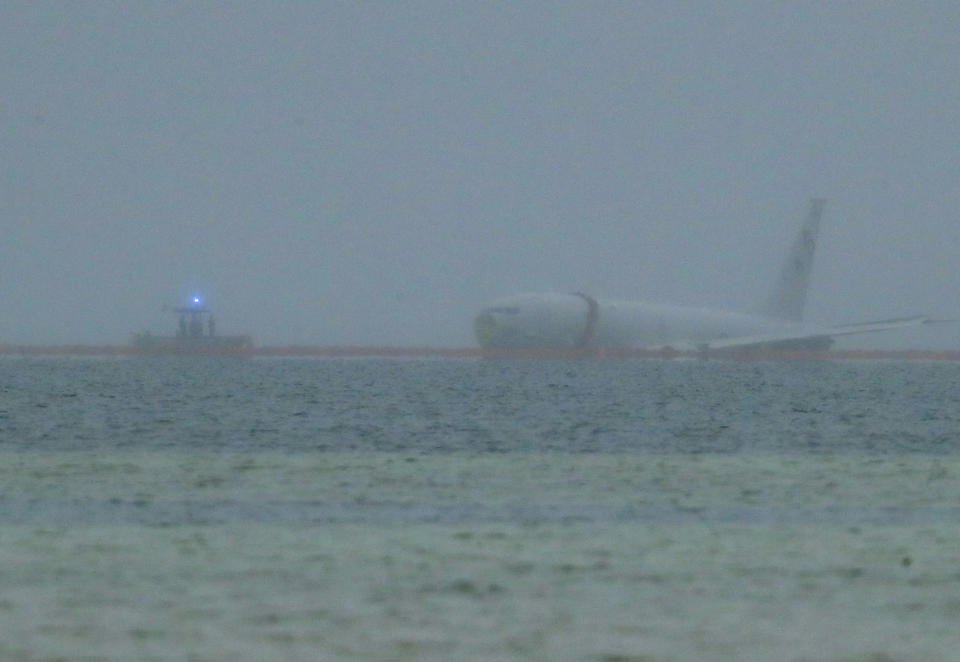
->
[{"left": 2, "top": 1, "right": 959, "bottom": 348}]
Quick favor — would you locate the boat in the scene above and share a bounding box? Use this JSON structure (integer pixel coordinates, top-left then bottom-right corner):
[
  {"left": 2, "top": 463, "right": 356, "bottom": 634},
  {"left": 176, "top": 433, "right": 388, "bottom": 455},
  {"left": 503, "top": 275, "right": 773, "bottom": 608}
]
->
[{"left": 131, "top": 297, "right": 253, "bottom": 356}]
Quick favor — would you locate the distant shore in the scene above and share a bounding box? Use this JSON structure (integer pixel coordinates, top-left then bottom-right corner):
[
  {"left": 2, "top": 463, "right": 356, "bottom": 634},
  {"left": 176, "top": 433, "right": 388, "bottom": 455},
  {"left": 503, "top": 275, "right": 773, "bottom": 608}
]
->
[{"left": 2, "top": 344, "right": 960, "bottom": 361}]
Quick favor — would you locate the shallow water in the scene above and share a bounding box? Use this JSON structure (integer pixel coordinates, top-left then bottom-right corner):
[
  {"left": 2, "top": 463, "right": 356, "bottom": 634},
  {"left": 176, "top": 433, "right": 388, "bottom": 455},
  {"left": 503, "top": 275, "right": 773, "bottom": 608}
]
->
[{"left": 1, "top": 357, "right": 959, "bottom": 660}]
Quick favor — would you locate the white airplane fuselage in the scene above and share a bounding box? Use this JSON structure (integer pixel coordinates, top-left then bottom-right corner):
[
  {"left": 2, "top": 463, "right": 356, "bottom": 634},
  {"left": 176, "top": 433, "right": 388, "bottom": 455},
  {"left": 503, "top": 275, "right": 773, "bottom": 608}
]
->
[
  {"left": 473, "top": 292, "right": 813, "bottom": 351},
  {"left": 472, "top": 200, "right": 928, "bottom": 352}
]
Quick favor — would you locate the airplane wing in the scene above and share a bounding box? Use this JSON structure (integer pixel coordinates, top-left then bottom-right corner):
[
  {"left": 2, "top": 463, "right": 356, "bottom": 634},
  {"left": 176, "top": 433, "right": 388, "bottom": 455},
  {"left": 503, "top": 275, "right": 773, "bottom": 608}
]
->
[{"left": 693, "top": 316, "right": 937, "bottom": 352}]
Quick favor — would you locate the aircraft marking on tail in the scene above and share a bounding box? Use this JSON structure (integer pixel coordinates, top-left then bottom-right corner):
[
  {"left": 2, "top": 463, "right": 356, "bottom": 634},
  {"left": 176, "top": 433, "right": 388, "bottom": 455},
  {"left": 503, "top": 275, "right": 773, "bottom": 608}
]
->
[{"left": 759, "top": 198, "right": 825, "bottom": 322}]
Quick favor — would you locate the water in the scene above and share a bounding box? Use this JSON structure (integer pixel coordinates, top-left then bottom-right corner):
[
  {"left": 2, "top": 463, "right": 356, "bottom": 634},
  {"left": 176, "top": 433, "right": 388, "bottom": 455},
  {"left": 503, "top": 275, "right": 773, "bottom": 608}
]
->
[{"left": 1, "top": 357, "right": 959, "bottom": 661}]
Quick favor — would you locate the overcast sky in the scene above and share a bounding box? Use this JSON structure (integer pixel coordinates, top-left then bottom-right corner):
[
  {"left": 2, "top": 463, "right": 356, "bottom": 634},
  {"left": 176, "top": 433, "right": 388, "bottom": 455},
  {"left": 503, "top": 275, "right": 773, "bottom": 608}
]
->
[{"left": 2, "top": 1, "right": 959, "bottom": 348}]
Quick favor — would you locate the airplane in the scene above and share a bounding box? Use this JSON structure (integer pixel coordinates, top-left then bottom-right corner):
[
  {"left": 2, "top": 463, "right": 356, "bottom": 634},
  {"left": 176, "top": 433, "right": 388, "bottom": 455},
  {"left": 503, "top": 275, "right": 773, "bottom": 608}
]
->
[{"left": 473, "top": 199, "right": 932, "bottom": 354}]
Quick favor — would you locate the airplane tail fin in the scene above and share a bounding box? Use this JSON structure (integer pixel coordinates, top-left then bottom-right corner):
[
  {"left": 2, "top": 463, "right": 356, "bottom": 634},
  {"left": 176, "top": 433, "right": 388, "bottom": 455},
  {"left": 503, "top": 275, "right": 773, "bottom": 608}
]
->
[{"left": 758, "top": 198, "right": 825, "bottom": 322}]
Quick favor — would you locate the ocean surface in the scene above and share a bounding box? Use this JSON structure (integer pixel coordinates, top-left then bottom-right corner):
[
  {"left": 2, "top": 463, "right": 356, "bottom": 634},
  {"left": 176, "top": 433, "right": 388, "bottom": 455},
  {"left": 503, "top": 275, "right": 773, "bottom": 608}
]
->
[{"left": 1, "top": 356, "right": 959, "bottom": 661}]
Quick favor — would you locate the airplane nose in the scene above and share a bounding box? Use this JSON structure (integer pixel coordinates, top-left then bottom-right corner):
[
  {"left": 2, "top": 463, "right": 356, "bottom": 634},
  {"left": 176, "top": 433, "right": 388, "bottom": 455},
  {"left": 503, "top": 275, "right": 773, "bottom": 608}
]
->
[{"left": 474, "top": 312, "right": 499, "bottom": 347}]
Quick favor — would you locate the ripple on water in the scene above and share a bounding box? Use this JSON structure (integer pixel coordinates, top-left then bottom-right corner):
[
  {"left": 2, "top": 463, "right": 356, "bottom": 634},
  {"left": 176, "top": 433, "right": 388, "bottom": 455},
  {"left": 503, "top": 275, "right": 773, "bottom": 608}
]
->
[{"left": 2, "top": 358, "right": 960, "bottom": 660}]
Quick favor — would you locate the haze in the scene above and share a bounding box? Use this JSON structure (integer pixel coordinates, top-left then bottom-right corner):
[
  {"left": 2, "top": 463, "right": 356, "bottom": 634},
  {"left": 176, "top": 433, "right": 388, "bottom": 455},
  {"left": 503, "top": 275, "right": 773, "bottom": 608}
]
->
[{"left": 2, "top": 2, "right": 959, "bottom": 349}]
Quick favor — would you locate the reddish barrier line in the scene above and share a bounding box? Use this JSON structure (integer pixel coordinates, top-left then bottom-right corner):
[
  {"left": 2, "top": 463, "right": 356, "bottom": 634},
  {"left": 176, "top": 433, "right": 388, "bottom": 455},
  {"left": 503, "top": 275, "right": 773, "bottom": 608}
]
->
[{"left": 3, "top": 345, "right": 960, "bottom": 360}]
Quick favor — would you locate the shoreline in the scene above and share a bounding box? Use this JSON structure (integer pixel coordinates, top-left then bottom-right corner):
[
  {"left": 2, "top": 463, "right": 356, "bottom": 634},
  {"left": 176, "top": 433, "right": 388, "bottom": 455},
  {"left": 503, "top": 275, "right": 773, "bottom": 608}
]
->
[{"left": 2, "top": 343, "right": 960, "bottom": 360}]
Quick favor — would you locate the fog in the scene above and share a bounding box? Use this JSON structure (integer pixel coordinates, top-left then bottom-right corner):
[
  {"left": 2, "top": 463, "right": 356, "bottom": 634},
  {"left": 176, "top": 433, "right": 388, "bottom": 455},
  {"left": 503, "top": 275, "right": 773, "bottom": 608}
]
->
[{"left": 2, "top": 2, "right": 959, "bottom": 349}]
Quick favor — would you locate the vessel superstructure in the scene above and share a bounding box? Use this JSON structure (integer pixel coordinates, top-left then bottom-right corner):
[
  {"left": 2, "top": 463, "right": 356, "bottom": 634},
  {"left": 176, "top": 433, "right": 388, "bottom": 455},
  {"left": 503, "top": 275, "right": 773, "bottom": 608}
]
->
[{"left": 131, "top": 297, "right": 253, "bottom": 356}]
